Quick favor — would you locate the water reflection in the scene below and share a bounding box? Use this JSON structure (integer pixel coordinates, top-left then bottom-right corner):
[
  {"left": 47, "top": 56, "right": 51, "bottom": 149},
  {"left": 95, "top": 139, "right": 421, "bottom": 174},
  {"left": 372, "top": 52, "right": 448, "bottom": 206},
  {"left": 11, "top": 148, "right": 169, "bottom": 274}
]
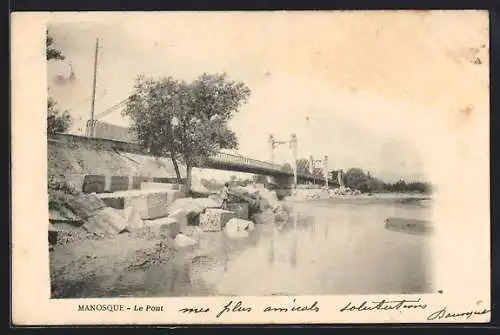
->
[
  {"left": 105, "top": 199, "right": 433, "bottom": 297},
  {"left": 268, "top": 227, "right": 275, "bottom": 267},
  {"left": 222, "top": 231, "right": 228, "bottom": 273},
  {"left": 324, "top": 214, "right": 329, "bottom": 240},
  {"left": 290, "top": 227, "right": 298, "bottom": 269}
]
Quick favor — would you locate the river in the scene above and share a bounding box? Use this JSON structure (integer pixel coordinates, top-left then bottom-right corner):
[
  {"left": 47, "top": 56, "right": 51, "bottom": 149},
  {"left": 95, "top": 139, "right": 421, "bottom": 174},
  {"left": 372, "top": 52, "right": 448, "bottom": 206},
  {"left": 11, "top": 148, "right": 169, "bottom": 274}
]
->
[{"left": 119, "top": 196, "right": 434, "bottom": 297}]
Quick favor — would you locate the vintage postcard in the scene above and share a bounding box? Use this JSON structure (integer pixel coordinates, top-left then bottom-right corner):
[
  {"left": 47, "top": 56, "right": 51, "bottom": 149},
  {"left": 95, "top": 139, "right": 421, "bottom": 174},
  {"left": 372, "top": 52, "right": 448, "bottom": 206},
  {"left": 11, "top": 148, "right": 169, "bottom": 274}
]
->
[{"left": 11, "top": 10, "right": 490, "bottom": 325}]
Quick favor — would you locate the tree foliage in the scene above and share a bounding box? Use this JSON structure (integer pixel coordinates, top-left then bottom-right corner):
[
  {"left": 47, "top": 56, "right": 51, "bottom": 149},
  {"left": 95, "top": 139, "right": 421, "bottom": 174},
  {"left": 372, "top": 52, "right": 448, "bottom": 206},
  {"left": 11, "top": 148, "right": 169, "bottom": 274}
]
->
[
  {"left": 46, "top": 32, "right": 65, "bottom": 61},
  {"left": 337, "top": 167, "right": 432, "bottom": 194},
  {"left": 47, "top": 98, "right": 72, "bottom": 134},
  {"left": 46, "top": 32, "right": 70, "bottom": 134},
  {"left": 123, "top": 73, "right": 251, "bottom": 193}
]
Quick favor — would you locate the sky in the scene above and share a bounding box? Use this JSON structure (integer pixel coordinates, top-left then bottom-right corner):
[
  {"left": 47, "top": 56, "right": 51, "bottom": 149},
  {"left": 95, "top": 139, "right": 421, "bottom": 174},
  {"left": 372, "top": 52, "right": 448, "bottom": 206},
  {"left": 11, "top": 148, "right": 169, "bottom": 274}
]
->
[{"left": 47, "top": 11, "right": 488, "bottom": 182}]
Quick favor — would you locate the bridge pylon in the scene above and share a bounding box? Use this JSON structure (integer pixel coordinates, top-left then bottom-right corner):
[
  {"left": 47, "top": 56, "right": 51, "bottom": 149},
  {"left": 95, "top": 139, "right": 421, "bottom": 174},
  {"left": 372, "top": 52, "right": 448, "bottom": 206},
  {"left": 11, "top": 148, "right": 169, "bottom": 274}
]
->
[
  {"left": 269, "top": 133, "right": 298, "bottom": 187},
  {"left": 309, "top": 154, "right": 330, "bottom": 188}
]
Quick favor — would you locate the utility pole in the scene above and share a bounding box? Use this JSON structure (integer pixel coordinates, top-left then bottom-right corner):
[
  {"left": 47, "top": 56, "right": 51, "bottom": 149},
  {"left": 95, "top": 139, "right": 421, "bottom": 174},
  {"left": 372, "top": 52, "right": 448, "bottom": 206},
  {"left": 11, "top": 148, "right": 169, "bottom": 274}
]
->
[{"left": 89, "top": 37, "right": 99, "bottom": 137}]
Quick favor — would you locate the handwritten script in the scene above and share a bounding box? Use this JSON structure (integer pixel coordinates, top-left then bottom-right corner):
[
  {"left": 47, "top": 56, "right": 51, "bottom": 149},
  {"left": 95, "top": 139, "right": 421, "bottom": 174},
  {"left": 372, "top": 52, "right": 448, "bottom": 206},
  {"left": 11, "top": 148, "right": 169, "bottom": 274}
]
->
[
  {"left": 340, "top": 298, "right": 427, "bottom": 312},
  {"left": 77, "top": 298, "right": 490, "bottom": 322}
]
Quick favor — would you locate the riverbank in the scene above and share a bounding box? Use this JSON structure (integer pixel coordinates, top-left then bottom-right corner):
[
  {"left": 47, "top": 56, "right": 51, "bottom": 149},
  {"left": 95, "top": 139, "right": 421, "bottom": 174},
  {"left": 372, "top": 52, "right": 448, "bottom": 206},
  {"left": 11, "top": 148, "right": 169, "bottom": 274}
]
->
[{"left": 49, "top": 191, "right": 432, "bottom": 298}]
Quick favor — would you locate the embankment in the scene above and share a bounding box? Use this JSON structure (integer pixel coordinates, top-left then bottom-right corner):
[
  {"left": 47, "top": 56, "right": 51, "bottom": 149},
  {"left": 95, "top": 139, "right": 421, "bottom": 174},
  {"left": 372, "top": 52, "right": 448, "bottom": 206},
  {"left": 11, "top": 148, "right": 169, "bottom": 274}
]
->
[{"left": 48, "top": 133, "right": 187, "bottom": 193}]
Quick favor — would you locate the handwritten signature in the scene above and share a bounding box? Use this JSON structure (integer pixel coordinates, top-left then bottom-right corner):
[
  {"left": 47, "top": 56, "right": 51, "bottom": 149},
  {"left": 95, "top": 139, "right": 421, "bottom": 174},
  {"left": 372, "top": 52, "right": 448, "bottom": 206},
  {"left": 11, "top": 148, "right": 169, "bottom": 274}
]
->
[{"left": 427, "top": 305, "right": 490, "bottom": 321}]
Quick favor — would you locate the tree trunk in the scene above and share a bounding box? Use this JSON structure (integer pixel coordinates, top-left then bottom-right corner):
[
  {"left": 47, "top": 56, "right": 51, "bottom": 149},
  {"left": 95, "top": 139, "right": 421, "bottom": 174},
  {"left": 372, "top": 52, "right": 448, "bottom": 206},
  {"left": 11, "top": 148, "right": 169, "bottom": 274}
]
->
[
  {"left": 170, "top": 153, "right": 183, "bottom": 185},
  {"left": 165, "top": 121, "right": 183, "bottom": 185},
  {"left": 185, "top": 164, "right": 192, "bottom": 196}
]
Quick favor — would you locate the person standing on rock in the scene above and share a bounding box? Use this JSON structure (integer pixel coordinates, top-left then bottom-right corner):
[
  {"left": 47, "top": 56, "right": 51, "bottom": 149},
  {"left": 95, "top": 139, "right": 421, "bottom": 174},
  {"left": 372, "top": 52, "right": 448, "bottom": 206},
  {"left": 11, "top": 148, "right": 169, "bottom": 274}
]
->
[{"left": 221, "top": 182, "right": 231, "bottom": 210}]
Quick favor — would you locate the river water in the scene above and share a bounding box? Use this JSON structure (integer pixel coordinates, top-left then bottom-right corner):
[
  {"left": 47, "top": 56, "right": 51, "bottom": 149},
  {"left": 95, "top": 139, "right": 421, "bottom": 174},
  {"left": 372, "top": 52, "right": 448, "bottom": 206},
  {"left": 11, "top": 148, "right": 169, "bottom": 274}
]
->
[{"left": 125, "top": 196, "right": 434, "bottom": 297}]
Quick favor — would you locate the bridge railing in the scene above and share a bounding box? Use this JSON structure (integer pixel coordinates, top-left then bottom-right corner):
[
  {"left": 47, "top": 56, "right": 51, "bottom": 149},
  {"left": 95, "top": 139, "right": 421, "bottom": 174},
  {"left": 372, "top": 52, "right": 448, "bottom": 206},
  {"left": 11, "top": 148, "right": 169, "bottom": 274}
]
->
[
  {"left": 208, "top": 152, "right": 326, "bottom": 181},
  {"left": 210, "top": 152, "right": 284, "bottom": 172}
]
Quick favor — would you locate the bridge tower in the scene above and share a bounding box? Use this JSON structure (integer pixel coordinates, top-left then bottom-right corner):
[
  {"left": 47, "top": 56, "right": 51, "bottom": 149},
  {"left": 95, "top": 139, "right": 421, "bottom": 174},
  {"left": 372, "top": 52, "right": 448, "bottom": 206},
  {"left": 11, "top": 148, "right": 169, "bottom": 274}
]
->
[
  {"left": 309, "top": 155, "right": 330, "bottom": 188},
  {"left": 268, "top": 134, "right": 275, "bottom": 163},
  {"left": 269, "top": 133, "right": 298, "bottom": 187}
]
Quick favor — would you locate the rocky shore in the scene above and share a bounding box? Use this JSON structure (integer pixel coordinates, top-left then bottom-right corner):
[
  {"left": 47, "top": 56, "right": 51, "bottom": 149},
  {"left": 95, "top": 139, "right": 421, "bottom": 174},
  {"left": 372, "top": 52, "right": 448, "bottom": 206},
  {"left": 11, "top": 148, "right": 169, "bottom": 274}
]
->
[{"left": 49, "top": 184, "right": 293, "bottom": 298}]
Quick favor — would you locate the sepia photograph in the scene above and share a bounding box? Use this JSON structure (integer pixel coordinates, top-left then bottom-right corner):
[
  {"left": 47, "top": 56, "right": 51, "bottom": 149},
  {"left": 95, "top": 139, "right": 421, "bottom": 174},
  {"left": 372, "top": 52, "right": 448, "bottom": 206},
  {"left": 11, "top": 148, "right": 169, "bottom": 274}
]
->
[{"left": 12, "top": 10, "right": 490, "bottom": 325}]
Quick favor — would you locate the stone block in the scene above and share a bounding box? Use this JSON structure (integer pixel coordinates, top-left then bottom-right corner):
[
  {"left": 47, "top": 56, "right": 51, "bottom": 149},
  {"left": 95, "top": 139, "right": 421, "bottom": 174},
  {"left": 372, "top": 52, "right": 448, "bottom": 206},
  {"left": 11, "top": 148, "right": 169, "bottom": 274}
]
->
[
  {"left": 152, "top": 177, "right": 171, "bottom": 183},
  {"left": 101, "top": 197, "right": 125, "bottom": 209},
  {"left": 227, "top": 202, "right": 249, "bottom": 220},
  {"left": 131, "top": 176, "right": 142, "bottom": 190},
  {"left": 82, "top": 175, "right": 106, "bottom": 194},
  {"left": 64, "top": 174, "right": 85, "bottom": 193},
  {"left": 175, "top": 233, "right": 197, "bottom": 248},
  {"left": 143, "top": 217, "right": 180, "bottom": 238},
  {"left": 71, "top": 194, "right": 107, "bottom": 218},
  {"left": 141, "top": 182, "right": 177, "bottom": 190},
  {"left": 121, "top": 206, "right": 144, "bottom": 231},
  {"left": 166, "top": 197, "right": 219, "bottom": 217},
  {"left": 199, "top": 208, "right": 235, "bottom": 232},
  {"left": 168, "top": 209, "right": 188, "bottom": 231},
  {"left": 86, "top": 207, "right": 127, "bottom": 235},
  {"left": 110, "top": 176, "right": 130, "bottom": 192},
  {"left": 128, "top": 191, "right": 182, "bottom": 220},
  {"left": 48, "top": 230, "right": 58, "bottom": 245},
  {"left": 224, "top": 218, "right": 254, "bottom": 238},
  {"left": 97, "top": 190, "right": 184, "bottom": 220}
]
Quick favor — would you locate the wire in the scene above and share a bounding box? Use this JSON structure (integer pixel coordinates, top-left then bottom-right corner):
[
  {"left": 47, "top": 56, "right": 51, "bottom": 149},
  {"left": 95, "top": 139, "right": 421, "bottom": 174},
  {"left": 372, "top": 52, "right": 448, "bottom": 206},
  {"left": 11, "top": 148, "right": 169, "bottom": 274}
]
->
[{"left": 94, "top": 98, "right": 130, "bottom": 119}]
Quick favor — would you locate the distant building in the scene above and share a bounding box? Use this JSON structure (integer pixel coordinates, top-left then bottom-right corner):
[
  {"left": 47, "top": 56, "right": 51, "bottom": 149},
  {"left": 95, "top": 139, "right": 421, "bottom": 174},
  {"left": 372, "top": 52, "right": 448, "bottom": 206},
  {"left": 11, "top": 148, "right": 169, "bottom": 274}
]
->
[{"left": 86, "top": 121, "right": 138, "bottom": 143}]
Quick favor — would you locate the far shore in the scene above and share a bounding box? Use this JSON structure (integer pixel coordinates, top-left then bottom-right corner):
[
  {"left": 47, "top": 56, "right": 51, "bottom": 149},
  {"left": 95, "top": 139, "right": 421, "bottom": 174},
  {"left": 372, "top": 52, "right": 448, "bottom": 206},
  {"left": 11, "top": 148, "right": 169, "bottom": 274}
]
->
[{"left": 287, "top": 192, "right": 433, "bottom": 205}]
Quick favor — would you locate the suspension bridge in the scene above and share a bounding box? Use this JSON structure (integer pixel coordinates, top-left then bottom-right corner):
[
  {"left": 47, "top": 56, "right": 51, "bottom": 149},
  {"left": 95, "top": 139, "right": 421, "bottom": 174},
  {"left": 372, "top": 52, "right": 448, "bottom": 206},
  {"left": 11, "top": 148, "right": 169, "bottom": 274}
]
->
[{"left": 83, "top": 97, "right": 331, "bottom": 187}]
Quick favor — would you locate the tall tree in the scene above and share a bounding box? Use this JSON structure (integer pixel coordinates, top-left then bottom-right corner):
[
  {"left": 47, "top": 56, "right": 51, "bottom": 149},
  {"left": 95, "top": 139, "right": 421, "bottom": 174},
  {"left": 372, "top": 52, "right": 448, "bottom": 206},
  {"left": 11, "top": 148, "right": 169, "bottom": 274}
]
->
[{"left": 124, "top": 73, "right": 251, "bottom": 194}]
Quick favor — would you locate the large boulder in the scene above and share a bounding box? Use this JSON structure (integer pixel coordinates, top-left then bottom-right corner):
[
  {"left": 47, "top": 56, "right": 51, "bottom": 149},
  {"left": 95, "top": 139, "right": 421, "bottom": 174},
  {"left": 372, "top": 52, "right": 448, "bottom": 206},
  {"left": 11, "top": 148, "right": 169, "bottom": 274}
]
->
[
  {"left": 190, "top": 176, "right": 211, "bottom": 194},
  {"left": 251, "top": 209, "right": 275, "bottom": 225},
  {"left": 224, "top": 218, "right": 253, "bottom": 238},
  {"left": 168, "top": 208, "right": 188, "bottom": 230},
  {"left": 252, "top": 188, "right": 280, "bottom": 211},
  {"left": 166, "top": 197, "right": 219, "bottom": 216},
  {"left": 199, "top": 208, "right": 236, "bottom": 232},
  {"left": 84, "top": 207, "right": 127, "bottom": 236},
  {"left": 227, "top": 202, "right": 249, "bottom": 220},
  {"left": 174, "top": 233, "right": 197, "bottom": 248},
  {"left": 225, "top": 218, "right": 254, "bottom": 233},
  {"left": 142, "top": 217, "right": 180, "bottom": 239},
  {"left": 121, "top": 206, "right": 144, "bottom": 231},
  {"left": 229, "top": 186, "right": 279, "bottom": 214}
]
